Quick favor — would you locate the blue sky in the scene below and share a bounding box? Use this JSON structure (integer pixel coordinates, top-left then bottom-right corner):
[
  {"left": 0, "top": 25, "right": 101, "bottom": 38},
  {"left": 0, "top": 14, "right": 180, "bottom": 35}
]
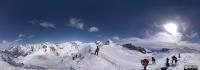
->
[{"left": 0, "top": 0, "right": 200, "bottom": 43}]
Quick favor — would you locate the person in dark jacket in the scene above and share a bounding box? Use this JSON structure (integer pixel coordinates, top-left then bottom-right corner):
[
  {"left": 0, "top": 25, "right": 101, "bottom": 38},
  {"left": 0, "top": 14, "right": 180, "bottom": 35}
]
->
[
  {"left": 172, "top": 56, "right": 178, "bottom": 65},
  {"left": 178, "top": 53, "right": 181, "bottom": 58},
  {"left": 152, "top": 57, "right": 156, "bottom": 64},
  {"left": 95, "top": 46, "right": 100, "bottom": 56},
  {"left": 166, "top": 58, "right": 169, "bottom": 67},
  {"left": 175, "top": 57, "right": 178, "bottom": 65}
]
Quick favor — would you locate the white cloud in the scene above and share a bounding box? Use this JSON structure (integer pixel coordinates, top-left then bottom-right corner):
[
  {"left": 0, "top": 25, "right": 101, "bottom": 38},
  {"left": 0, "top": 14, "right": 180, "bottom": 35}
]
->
[
  {"left": 116, "top": 19, "right": 200, "bottom": 49},
  {"left": 18, "top": 34, "right": 25, "bottom": 38},
  {"left": 29, "top": 20, "right": 39, "bottom": 24},
  {"left": 146, "top": 21, "right": 185, "bottom": 43},
  {"left": 119, "top": 37, "right": 200, "bottom": 49},
  {"left": 119, "top": 37, "right": 174, "bottom": 48},
  {"left": 97, "top": 35, "right": 103, "bottom": 37},
  {"left": 40, "top": 22, "right": 56, "bottom": 28},
  {"left": 186, "top": 32, "right": 198, "bottom": 39},
  {"left": 147, "top": 20, "right": 198, "bottom": 44},
  {"left": 29, "top": 20, "right": 55, "bottom": 29},
  {"left": 150, "top": 32, "right": 182, "bottom": 43},
  {"left": 2, "top": 40, "right": 8, "bottom": 44},
  {"left": 0, "top": 41, "right": 9, "bottom": 49},
  {"left": 88, "top": 26, "right": 99, "bottom": 32},
  {"left": 18, "top": 34, "right": 34, "bottom": 39},
  {"left": 68, "top": 18, "right": 84, "bottom": 30},
  {"left": 0, "top": 39, "right": 21, "bottom": 50},
  {"left": 112, "top": 36, "right": 120, "bottom": 40}
]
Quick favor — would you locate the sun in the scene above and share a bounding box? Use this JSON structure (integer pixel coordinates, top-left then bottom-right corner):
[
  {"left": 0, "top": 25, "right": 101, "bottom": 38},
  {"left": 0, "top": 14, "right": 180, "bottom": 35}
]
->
[{"left": 163, "top": 22, "right": 178, "bottom": 36}]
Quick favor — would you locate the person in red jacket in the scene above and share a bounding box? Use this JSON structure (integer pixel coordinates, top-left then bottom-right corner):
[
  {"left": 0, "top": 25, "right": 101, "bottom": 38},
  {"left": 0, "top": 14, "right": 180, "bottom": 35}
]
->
[
  {"left": 141, "top": 59, "right": 149, "bottom": 70},
  {"left": 95, "top": 46, "right": 100, "bottom": 56}
]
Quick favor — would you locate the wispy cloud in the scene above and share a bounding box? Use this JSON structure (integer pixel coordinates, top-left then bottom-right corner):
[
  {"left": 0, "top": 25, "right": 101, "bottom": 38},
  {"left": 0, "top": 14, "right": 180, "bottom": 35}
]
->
[
  {"left": 112, "top": 36, "right": 120, "bottom": 40},
  {"left": 39, "top": 21, "right": 56, "bottom": 29},
  {"left": 186, "top": 32, "right": 198, "bottom": 39},
  {"left": 29, "top": 20, "right": 56, "bottom": 29},
  {"left": 149, "top": 32, "right": 182, "bottom": 43},
  {"left": 117, "top": 18, "right": 200, "bottom": 49},
  {"left": 18, "top": 34, "right": 34, "bottom": 39},
  {"left": 29, "top": 20, "right": 39, "bottom": 24},
  {"left": 88, "top": 26, "right": 99, "bottom": 32},
  {"left": 2, "top": 40, "right": 8, "bottom": 44},
  {"left": 97, "top": 35, "right": 103, "bottom": 37},
  {"left": 119, "top": 37, "right": 200, "bottom": 49},
  {"left": 68, "top": 18, "right": 84, "bottom": 30}
]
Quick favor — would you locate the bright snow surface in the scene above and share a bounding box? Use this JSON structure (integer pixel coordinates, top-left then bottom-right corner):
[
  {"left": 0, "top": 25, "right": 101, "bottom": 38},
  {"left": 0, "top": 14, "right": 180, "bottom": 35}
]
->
[{"left": 0, "top": 41, "right": 199, "bottom": 70}]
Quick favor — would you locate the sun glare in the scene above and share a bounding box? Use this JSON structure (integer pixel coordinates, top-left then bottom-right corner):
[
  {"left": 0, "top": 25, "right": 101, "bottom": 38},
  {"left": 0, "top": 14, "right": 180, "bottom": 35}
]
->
[{"left": 163, "top": 22, "right": 178, "bottom": 36}]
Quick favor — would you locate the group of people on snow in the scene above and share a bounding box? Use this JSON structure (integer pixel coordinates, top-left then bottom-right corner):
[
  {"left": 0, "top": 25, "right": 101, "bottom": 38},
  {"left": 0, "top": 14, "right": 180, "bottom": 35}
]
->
[
  {"left": 166, "top": 55, "right": 179, "bottom": 67},
  {"left": 72, "top": 41, "right": 182, "bottom": 70},
  {"left": 72, "top": 41, "right": 101, "bottom": 60},
  {"left": 141, "top": 54, "right": 180, "bottom": 70}
]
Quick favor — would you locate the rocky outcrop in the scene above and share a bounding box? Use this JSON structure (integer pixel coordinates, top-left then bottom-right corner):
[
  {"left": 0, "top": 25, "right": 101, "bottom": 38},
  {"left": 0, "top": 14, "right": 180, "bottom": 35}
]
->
[{"left": 122, "top": 43, "right": 151, "bottom": 54}]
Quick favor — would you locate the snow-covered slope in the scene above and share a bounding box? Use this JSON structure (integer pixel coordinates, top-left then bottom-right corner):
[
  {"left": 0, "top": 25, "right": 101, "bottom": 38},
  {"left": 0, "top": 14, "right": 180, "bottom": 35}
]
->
[{"left": 0, "top": 40, "right": 200, "bottom": 70}]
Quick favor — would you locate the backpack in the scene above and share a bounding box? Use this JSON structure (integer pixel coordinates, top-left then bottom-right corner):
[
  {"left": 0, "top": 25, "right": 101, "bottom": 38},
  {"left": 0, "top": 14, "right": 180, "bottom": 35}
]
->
[{"left": 143, "top": 59, "right": 149, "bottom": 65}]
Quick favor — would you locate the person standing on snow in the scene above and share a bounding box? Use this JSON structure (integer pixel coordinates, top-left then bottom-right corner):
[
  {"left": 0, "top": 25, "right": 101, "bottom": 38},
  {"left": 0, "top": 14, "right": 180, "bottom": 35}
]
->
[
  {"left": 174, "top": 57, "right": 178, "bottom": 65},
  {"left": 178, "top": 53, "right": 181, "bottom": 58},
  {"left": 95, "top": 45, "right": 100, "bottom": 56},
  {"left": 141, "top": 59, "right": 149, "bottom": 70},
  {"left": 172, "top": 56, "right": 178, "bottom": 65},
  {"left": 166, "top": 58, "right": 169, "bottom": 67},
  {"left": 152, "top": 57, "right": 156, "bottom": 64}
]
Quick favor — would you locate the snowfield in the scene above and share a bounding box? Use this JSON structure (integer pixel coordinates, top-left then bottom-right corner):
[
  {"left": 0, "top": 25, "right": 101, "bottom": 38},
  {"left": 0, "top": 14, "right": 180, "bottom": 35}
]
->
[{"left": 0, "top": 40, "right": 200, "bottom": 70}]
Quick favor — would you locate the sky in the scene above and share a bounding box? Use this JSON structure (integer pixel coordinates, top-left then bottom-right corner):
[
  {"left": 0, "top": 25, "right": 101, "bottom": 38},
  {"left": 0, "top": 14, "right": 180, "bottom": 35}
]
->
[{"left": 0, "top": 0, "right": 200, "bottom": 44}]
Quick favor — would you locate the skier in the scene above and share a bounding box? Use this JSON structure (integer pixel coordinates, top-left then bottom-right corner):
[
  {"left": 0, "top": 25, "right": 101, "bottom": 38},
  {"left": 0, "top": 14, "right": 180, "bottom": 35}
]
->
[
  {"left": 94, "top": 45, "right": 100, "bottom": 56},
  {"left": 178, "top": 53, "right": 181, "bottom": 58},
  {"left": 172, "top": 56, "right": 178, "bottom": 65},
  {"left": 175, "top": 57, "right": 178, "bottom": 65},
  {"left": 166, "top": 58, "right": 169, "bottom": 67},
  {"left": 141, "top": 59, "right": 149, "bottom": 70},
  {"left": 152, "top": 57, "right": 156, "bottom": 64}
]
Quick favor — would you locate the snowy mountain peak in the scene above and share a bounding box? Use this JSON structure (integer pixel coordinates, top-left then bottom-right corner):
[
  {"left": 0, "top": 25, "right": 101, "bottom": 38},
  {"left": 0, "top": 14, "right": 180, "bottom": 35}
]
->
[{"left": 0, "top": 41, "right": 199, "bottom": 70}]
